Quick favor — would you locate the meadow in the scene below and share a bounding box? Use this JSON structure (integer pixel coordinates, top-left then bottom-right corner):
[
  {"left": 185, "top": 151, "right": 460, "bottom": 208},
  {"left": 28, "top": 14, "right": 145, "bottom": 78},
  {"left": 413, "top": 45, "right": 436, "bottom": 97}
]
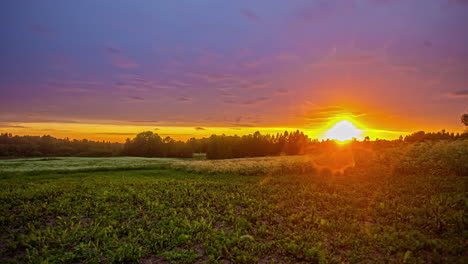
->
[{"left": 0, "top": 141, "right": 467, "bottom": 263}]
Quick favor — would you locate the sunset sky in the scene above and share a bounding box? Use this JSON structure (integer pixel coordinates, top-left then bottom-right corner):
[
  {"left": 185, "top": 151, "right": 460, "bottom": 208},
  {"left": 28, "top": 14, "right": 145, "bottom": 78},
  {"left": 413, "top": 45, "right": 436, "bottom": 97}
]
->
[{"left": 1, "top": 0, "right": 467, "bottom": 142}]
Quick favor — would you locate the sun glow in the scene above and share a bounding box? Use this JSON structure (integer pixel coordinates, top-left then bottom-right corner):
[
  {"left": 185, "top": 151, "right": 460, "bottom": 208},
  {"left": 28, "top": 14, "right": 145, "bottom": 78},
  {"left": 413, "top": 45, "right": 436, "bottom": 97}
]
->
[{"left": 324, "top": 120, "right": 363, "bottom": 142}]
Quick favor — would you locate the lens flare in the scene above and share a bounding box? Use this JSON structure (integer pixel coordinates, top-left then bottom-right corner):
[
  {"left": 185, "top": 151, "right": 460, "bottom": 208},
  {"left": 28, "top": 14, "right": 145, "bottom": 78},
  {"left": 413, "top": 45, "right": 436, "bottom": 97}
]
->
[{"left": 324, "top": 120, "right": 363, "bottom": 142}]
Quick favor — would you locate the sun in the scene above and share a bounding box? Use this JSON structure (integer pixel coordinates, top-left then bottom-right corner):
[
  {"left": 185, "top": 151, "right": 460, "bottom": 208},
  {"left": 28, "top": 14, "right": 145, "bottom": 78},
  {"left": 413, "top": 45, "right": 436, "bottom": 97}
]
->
[{"left": 324, "top": 120, "right": 363, "bottom": 142}]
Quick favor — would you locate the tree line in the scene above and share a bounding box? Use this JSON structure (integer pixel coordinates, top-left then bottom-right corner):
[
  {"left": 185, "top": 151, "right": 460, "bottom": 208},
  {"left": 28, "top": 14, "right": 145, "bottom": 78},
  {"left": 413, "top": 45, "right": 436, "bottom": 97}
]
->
[
  {"left": 0, "top": 133, "right": 122, "bottom": 157},
  {"left": 1, "top": 129, "right": 467, "bottom": 159},
  {"left": 403, "top": 130, "right": 468, "bottom": 143}
]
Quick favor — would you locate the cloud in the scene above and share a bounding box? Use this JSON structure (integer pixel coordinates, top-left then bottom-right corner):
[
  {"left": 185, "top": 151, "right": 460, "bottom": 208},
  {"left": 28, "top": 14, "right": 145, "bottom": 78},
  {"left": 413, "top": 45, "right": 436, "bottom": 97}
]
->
[
  {"left": 105, "top": 46, "right": 122, "bottom": 54},
  {"left": 153, "top": 84, "right": 174, "bottom": 89},
  {"left": 303, "top": 106, "right": 347, "bottom": 120},
  {"left": 241, "top": 81, "right": 269, "bottom": 89},
  {"left": 170, "top": 80, "right": 190, "bottom": 86},
  {"left": 276, "top": 88, "right": 288, "bottom": 94},
  {"left": 0, "top": 116, "right": 79, "bottom": 124},
  {"left": 276, "top": 52, "right": 299, "bottom": 62},
  {"left": 115, "top": 82, "right": 149, "bottom": 92},
  {"left": 447, "top": 0, "right": 468, "bottom": 7},
  {"left": 219, "top": 91, "right": 236, "bottom": 98},
  {"left": 121, "top": 96, "right": 145, "bottom": 103},
  {"left": 446, "top": 90, "right": 468, "bottom": 98},
  {"left": 296, "top": 1, "right": 356, "bottom": 22},
  {"left": 243, "top": 97, "right": 270, "bottom": 105},
  {"left": 112, "top": 58, "right": 139, "bottom": 69},
  {"left": 177, "top": 96, "right": 192, "bottom": 102},
  {"left": 194, "top": 127, "right": 206, "bottom": 131},
  {"left": 188, "top": 73, "right": 237, "bottom": 83},
  {"left": 225, "top": 122, "right": 254, "bottom": 127},
  {"left": 302, "top": 106, "right": 365, "bottom": 125},
  {"left": 244, "top": 58, "right": 268, "bottom": 68},
  {"left": 96, "top": 132, "right": 136, "bottom": 136},
  {"left": 366, "top": 0, "right": 395, "bottom": 7},
  {"left": 54, "top": 87, "right": 93, "bottom": 93},
  {"left": 0, "top": 124, "right": 29, "bottom": 128},
  {"left": 240, "top": 8, "right": 260, "bottom": 21},
  {"left": 312, "top": 54, "right": 376, "bottom": 68},
  {"left": 28, "top": 23, "right": 55, "bottom": 37},
  {"left": 225, "top": 97, "right": 271, "bottom": 106},
  {"left": 61, "top": 80, "right": 102, "bottom": 85},
  {"left": 105, "top": 46, "right": 139, "bottom": 69},
  {"left": 129, "top": 120, "right": 159, "bottom": 123},
  {"left": 40, "top": 129, "right": 72, "bottom": 132}
]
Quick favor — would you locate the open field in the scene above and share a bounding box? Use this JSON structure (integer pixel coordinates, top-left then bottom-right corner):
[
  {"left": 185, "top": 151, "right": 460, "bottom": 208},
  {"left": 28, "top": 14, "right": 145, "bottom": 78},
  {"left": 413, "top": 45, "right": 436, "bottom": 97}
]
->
[
  {"left": 0, "top": 157, "right": 181, "bottom": 174},
  {"left": 0, "top": 142, "right": 467, "bottom": 263}
]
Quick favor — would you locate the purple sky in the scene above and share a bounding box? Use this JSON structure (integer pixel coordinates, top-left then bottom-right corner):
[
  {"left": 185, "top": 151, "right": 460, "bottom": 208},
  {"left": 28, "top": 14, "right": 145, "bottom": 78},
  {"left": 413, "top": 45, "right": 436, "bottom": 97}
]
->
[{"left": 1, "top": 0, "right": 468, "bottom": 140}]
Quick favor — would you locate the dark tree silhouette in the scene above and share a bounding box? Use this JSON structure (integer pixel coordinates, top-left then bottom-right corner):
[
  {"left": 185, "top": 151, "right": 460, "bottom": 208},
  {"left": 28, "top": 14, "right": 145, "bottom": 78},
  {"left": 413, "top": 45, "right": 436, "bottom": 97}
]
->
[
  {"left": 462, "top": 113, "right": 468, "bottom": 126},
  {"left": 1, "top": 128, "right": 467, "bottom": 159},
  {"left": 123, "top": 131, "right": 192, "bottom": 158}
]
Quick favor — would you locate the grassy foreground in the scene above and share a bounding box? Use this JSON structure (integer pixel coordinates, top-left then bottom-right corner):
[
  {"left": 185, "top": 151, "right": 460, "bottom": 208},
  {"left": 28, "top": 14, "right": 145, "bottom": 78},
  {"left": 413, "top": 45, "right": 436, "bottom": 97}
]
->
[{"left": 0, "top": 143, "right": 467, "bottom": 263}]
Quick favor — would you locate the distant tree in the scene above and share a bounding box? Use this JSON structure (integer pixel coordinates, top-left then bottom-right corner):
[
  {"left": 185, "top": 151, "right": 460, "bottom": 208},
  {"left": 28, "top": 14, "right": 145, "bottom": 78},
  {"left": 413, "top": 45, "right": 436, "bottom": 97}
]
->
[
  {"left": 0, "top": 133, "right": 122, "bottom": 157},
  {"left": 462, "top": 113, "right": 468, "bottom": 126},
  {"left": 123, "top": 131, "right": 193, "bottom": 158}
]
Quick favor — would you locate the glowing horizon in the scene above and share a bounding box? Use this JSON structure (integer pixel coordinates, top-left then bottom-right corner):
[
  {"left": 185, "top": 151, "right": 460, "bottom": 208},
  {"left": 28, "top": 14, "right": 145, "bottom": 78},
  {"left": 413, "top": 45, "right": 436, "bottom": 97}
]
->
[{"left": 0, "top": 119, "right": 416, "bottom": 143}]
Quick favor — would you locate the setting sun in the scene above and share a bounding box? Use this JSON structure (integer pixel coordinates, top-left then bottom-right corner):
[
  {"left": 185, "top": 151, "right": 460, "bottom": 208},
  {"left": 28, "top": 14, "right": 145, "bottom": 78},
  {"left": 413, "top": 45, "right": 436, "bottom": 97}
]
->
[{"left": 324, "top": 120, "right": 363, "bottom": 142}]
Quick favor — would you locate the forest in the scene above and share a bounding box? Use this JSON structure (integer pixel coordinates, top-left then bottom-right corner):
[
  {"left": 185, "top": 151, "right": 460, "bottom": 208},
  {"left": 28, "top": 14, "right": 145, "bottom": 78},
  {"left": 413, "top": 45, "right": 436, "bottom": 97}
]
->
[{"left": 0, "top": 129, "right": 467, "bottom": 159}]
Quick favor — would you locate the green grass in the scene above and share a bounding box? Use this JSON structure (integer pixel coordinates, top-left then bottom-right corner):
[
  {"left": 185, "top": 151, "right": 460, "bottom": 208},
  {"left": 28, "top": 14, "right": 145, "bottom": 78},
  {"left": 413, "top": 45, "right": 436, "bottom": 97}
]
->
[
  {"left": 0, "top": 146, "right": 467, "bottom": 263},
  {"left": 0, "top": 157, "right": 185, "bottom": 175}
]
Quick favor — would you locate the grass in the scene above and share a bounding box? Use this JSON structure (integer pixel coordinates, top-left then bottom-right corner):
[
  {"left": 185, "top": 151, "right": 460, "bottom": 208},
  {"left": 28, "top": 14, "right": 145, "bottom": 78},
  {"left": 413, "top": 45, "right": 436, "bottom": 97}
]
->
[
  {"left": 0, "top": 143, "right": 467, "bottom": 263},
  {"left": 171, "top": 156, "right": 317, "bottom": 176},
  {"left": 0, "top": 157, "right": 183, "bottom": 175}
]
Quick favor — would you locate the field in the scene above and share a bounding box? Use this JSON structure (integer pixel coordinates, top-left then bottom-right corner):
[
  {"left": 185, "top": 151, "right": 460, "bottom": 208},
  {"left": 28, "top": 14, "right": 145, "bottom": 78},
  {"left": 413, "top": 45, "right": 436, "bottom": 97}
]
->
[{"left": 0, "top": 142, "right": 467, "bottom": 263}]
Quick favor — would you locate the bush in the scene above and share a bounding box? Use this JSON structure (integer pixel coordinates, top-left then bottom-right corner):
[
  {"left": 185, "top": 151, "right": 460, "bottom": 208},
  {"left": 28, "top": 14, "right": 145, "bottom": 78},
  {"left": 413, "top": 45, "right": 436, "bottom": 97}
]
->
[{"left": 396, "top": 140, "right": 468, "bottom": 176}]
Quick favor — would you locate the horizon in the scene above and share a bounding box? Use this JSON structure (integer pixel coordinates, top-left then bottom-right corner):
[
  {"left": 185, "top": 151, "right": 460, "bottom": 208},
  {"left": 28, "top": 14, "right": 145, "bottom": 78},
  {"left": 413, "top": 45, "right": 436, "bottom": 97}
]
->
[
  {"left": 1, "top": 1, "right": 468, "bottom": 141},
  {"left": 1, "top": 126, "right": 462, "bottom": 144}
]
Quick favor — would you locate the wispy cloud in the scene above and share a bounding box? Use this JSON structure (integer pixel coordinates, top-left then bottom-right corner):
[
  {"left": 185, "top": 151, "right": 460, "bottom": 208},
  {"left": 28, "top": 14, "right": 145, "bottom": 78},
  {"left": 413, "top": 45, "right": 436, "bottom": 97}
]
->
[
  {"left": 275, "top": 88, "right": 288, "bottom": 94},
  {"left": 312, "top": 54, "right": 376, "bottom": 68},
  {"left": 129, "top": 120, "right": 159, "bottom": 123},
  {"left": 28, "top": 23, "right": 55, "bottom": 37},
  {"left": 96, "top": 132, "right": 136, "bottom": 136},
  {"left": 446, "top": 90, "right": 468, "bottom": 98},
  {"left": 105, "top": 46, "right": 123, "bottom": 54},
  {"left": 188, "top": 73, "right": 238, "bottom": 83},
  {"left": 240, "top": 8, "right": 260, "bottom": 22},
  {"left": 120, "top": 96, "right": 145, "bottom": 103},
  {"left": 225, "top": 97, "right": 271, "bottom": 106},
  {"left": 115, "top": 82, "right": 149, "bottom": 92},
  {"left": 243, "top": 97, "right": 270, "bottom": 105},
  {"left": 177, "top": 96, "right": 192, "bottom": 102},
  {"left": 241, "top": 81, "right": 269, "bottom": 89},
  {"left": 295, "top": 1, "right": 355, "bottom": 22},
  {"left": 194, "top": 127, "right": 206, "bottom": 131},
  {"left": 303, "top": 106, "right": 349, "bottom": 121},
  {"left": 0, "top": 124, "right": 29, "bottom": 128},
  {"left": 105, "top": 46, "right": 139, "bottom": 69},
  {"left": 54, "top": 87, "right": 93, "bottom": 93},
  {"left": 112, "top": 58, "right": 139, "bottom": 69}
]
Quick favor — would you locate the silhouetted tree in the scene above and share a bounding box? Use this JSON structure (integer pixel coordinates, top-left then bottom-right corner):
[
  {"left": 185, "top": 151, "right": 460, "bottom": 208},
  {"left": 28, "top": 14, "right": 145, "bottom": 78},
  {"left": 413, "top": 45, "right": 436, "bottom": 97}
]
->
[
  {"left": 0, "top": 133, "right": 122, "bottom": 157},
  {"left": 123, "top": 131, "right": 193, "bottom": 158},
  {"left": 462, "top": 113, "right": 468, "bottom": 126}
]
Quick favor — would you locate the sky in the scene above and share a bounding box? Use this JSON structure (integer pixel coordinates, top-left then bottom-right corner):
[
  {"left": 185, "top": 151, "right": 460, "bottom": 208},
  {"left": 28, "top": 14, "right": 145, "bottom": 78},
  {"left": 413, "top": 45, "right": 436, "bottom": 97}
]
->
[{"left": 1, "top": 0, "right": 468, "bottom": 142}]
